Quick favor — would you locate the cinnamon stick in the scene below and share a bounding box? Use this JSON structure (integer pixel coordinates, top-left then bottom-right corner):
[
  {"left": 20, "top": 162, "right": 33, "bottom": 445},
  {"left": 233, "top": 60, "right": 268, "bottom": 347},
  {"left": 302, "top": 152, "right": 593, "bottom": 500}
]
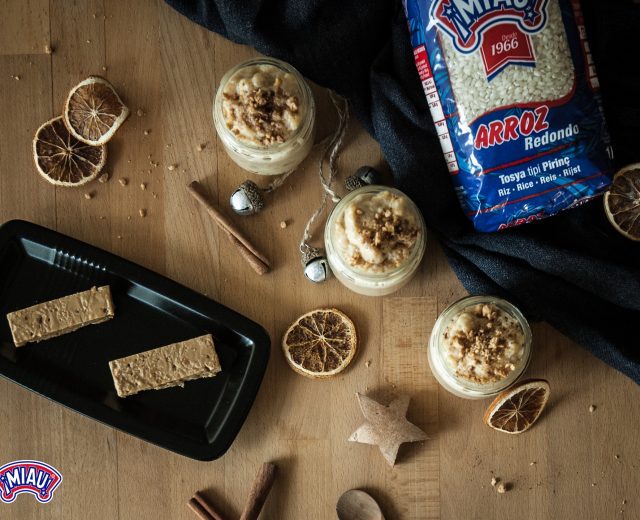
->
[
  {"left": 188, "top": 492, "right": 228, "bottom": 520},
  {"left": 188, "top": 497, "right": 215, "bottom": 520},
  {"left": 187, "top": 181, "right": 271, "bottom": 274},
  {"left": 224, "top": 231, "right": 269, "bottom": 275},
  {"left": 239, "top": 462, "right": 277, "bottom": 520}
]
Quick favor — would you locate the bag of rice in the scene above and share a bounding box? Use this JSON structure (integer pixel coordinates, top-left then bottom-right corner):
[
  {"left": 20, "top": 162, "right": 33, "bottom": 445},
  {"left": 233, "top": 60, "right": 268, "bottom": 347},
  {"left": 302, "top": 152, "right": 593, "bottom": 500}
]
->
[{"left": 403, "top": 0, "right": 614, "bottom": 231}]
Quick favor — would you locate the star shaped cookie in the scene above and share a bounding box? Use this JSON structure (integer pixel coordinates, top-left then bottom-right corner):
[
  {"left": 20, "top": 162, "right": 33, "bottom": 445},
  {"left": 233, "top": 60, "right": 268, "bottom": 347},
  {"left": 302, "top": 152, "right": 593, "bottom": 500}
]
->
[{"left": 348, "top": 392, "right": 428, "bottom": 466}]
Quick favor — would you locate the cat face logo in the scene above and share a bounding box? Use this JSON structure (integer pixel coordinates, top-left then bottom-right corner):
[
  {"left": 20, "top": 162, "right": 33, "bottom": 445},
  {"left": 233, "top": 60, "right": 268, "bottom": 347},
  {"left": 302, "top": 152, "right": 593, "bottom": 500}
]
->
[{"left": 0, "top": 460, "right": 63, "bottom": 504}]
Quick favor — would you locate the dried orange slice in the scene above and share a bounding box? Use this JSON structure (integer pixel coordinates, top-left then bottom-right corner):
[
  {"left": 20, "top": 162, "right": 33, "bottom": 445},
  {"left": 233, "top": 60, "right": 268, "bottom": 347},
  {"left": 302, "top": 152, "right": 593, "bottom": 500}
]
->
[
  {"left": 33, "top": 116, "right": 106, "bottom": 186},
  {"left": 63, "top": 76, "right": 129, "bottom": 145},
  {"left": 604, "top": 163, "right": 640, "bottom": 241},
  {"left": 282, "top": 308, "right": 357, "bottom": 379},
  {"left": 483, "top": 379, "right": 550, "bottom": 434}
]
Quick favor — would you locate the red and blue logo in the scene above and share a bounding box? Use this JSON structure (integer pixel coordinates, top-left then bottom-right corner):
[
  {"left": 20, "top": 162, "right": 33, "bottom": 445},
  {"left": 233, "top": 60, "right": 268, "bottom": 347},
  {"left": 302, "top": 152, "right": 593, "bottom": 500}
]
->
[
  {"left": 0, "top": 460, "right": 62, "bottom": 504},
  {"left": 430, "top": 0, "right": 550, "bottom": 79}
]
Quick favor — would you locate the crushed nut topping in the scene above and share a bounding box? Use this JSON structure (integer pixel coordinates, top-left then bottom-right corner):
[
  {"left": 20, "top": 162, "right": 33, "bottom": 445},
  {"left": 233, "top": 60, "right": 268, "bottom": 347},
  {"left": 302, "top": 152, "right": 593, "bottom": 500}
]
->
[
  {"left": 334, "top": 191, "right": 420, "bottom": 273},
  {"left": 221, "top": 65, "right": 304, "bottom": 146},
  {"left": 443, "top": 303, "right": 525, "bottom": 384}
]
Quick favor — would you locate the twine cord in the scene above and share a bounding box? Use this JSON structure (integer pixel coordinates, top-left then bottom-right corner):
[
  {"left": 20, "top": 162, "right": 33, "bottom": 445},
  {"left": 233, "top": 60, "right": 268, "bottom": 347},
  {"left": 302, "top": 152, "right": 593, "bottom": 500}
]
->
[
  {"left": 261, "top": 132, "right": 337, "bottom": 195},
  {"left": 263, "top": 169, "right": 296, "bottom": 193},
  {"left": 299, "top": 92, "right": 349, "bottom": 256}
]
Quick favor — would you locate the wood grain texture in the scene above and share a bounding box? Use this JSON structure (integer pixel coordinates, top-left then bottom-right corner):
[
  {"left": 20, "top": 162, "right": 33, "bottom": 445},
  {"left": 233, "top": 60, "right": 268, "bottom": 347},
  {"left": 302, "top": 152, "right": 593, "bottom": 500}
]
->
[
  {"left": 0, "top": 1, "right": 638, "bottom": 519},
  {"left": 0, "top": 0, "right": 50, "bottom": 55}
]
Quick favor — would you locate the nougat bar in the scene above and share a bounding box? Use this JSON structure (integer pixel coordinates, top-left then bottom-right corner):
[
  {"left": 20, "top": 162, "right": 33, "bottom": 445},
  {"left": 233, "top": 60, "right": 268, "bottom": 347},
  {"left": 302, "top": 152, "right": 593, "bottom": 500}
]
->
[
  {"left": 6, "top": 285, "right": 114, "bottom": 347},
  {"left": 108, "top": 334, "right": 221, "bottom": 398}
]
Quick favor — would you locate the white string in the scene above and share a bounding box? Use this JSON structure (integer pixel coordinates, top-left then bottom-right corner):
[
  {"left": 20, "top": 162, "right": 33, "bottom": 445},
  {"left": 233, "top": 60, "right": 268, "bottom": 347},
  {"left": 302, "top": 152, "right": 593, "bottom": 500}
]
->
[
  {"left": 263, "top": 169, "right": 296, "bottom": 193},
  {"left": 300, "top": 91, "right": 349, "bottom": 256}
]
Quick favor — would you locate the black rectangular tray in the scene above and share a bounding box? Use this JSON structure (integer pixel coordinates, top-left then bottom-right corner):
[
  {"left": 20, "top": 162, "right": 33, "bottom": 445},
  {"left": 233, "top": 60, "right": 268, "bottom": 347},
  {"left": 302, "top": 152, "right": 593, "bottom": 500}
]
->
[{"left": 0, "top": 220, "right": 270, "bottom": 461}]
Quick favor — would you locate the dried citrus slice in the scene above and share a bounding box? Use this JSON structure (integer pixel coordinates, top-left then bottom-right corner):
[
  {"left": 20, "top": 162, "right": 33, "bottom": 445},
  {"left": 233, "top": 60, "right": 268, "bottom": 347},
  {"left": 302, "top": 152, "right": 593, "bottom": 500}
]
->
[
  {"left": 33, "top": 116, "right": 106, "bottom": 186},
  {"left": 282, "top": 308, "right": 357, "bottom": 379},
  {"left": 483, "top": 379, "right": 550, "bottom": 434},
  {"left": 604, "top": 163, "right": 640, "bottom": 241},
  {"left": 63, "top": 76, "right": 129, "bottom": 145}
]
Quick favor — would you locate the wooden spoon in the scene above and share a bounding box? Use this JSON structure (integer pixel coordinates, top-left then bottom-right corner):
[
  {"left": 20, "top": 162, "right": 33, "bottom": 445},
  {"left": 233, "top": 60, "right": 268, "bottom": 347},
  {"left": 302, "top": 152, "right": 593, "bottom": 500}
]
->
[{"left": 336, "top": 489, "right": 385, "bottom": 520}]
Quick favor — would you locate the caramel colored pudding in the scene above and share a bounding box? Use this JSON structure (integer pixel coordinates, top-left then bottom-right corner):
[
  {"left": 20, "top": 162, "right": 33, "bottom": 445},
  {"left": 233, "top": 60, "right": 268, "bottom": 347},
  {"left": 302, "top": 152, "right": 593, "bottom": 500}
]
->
[
  {"left": 443, "top": 303, "right": 525, "bottom": 384},
  {"left": 428, "top": 295, "right": 532, "bottom": 399},
  {"left": 325, "top": 186, "right": 426, "bottom": 296},
  {"left": 214, "top": 57, "right": 316, "bottom": 176},
  {"left": 221, "top": 64, "right": 304, "bottom": 146},
  {"left": 333, "top": 190, "right": 420, "bottom": 274}
]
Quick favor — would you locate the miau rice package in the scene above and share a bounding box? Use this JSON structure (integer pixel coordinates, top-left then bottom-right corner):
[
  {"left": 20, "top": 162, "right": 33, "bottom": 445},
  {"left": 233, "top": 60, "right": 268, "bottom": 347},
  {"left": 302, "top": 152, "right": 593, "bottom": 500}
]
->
[{"left": 403, "top": 0, "right": 614, "bottom": 231}]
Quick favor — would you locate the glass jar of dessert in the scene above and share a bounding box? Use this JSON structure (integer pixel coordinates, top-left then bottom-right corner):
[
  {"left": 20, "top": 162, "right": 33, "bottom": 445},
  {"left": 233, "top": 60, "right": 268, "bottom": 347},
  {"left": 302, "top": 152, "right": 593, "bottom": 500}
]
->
[
  {"left": 213, "top": 57, "right": 316, "bottom": 175},
  {"left": 324, "top": 185, "right": 426, "bottom": 296},
  {"left": 428, "top": 295, "right": 532, "bottom": 399}
]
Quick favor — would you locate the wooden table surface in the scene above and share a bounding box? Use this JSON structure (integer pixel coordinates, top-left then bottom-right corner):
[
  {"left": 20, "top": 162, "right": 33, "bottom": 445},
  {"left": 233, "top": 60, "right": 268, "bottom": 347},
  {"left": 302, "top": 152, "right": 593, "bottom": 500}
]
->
[{"left": 1, "top": 1, "right": 638, "bottom": 519}]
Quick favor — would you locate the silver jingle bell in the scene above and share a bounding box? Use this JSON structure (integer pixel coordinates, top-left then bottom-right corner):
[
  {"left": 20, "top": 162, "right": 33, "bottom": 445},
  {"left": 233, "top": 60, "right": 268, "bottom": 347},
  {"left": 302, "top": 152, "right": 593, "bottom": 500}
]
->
[
  {"left": 301, "top": 247, "right": 331, "bottom": 283},
  {"left": 230, "top": 180, "right": 265, "bottom": 215},
  {"left": 344, "top": 165, "right": 381, "bottom": 191}
]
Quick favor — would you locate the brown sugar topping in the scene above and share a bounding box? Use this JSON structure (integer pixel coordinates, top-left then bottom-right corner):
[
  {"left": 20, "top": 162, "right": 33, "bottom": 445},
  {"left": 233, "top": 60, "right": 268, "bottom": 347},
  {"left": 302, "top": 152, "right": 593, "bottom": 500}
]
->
[
  {"left": 444, "top": 303, "right": 525, "bottom": 384},
  {"left": 223, "top": 87, "right": 299, "bottom": 146},
  {"left": 334, "top": 190, "right": 423, "bottom": 275}
]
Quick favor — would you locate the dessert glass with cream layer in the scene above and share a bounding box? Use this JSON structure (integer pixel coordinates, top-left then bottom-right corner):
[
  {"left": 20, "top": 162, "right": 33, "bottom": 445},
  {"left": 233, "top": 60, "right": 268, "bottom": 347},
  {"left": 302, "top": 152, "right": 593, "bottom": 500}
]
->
[
  {"left": 428, "top": 295, "right": 532, "bottom": 399},
  {"left": 213, "top": 57, "right": 315, "bottom": 175},
  {"left": 324, "top": 186, "right": 426, "bottom": 296}
]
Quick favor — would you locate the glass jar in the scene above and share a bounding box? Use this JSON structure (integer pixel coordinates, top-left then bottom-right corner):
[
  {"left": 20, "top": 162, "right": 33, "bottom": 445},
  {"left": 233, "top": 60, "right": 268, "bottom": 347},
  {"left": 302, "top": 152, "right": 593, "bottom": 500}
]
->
[
  {"left": 324, "top": 185, "right": 427, "bottom": 296},
  {"left": 428, "top": 295, "right": 532, "bottom": 399},
  {"left": 213, "top": 57, "right": 316, "bottom": 176}
]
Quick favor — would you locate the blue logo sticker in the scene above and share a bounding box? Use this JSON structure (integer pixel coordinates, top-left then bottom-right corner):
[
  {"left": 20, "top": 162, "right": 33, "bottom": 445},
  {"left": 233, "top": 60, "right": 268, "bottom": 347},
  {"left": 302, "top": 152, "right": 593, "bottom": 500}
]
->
[{"left": 0, "top": 460, "right": 63, "bottom": 504}]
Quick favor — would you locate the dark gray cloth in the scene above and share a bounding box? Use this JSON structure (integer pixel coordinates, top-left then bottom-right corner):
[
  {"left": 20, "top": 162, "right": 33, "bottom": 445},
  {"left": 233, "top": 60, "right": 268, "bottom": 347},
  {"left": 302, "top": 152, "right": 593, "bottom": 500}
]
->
[{"left": 165, "top": 0, "right": 640, "bottom": 383}]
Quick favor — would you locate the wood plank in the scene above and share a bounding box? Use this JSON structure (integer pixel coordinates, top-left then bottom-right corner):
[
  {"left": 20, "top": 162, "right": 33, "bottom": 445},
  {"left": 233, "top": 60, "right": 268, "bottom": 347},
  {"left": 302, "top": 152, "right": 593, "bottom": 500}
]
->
[
  {"left": 48, "top": 0, "right": 112, "bottom": 252},
  {"left": 0, "top": 0, "right": 50, "bottom": 55},
  {"left": 381, "top": 297, "right": 439, "bottom": 519},
  {"left": 0, "top": 55, "right": 55, "bottom": 227},
  {"left": 157, "top": 0, "right": 222, "bottom": 297}
]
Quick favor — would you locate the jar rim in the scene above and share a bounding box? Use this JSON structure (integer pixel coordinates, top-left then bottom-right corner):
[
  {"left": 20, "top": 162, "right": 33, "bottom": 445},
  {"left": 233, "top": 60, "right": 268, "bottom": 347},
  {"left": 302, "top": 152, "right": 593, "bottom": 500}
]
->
[
  {"left": 428, "top": 295, "right": 532, "bottom": 398},
  {"left": 324, "top": 185, "right": 427, "bottom": 282},
  {"left": 213, "top": 57, "right": 315, "bottom": 154}
]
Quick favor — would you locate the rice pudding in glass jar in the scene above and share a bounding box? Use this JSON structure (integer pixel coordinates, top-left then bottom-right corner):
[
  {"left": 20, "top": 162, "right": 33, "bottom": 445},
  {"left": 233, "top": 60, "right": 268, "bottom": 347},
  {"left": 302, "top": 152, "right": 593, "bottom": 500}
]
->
[
  {"left": 213, "top": 57, "right": 315, "bottom": 175},
  {"left": 324, "top": 185, "right": 426, "bottom": 296},
  {"left": 428, "top": 295, "right": 532, "bottom": 399}
]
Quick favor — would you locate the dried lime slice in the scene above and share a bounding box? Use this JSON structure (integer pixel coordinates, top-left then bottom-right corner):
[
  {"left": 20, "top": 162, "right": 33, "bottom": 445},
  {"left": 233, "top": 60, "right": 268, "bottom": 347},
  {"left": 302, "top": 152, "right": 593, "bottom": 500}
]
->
[
  {"left": 33, "top": 116, "right": 106, "bottom": 186},
  {"left": 282, "top": 308, "right": 357, "bottom": 379},
  {"left": 63, "top": 76, "right": 129, "bottom": 145},
  {"left": 604, "top": 163, "right": 640, "bottom": 241}
]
